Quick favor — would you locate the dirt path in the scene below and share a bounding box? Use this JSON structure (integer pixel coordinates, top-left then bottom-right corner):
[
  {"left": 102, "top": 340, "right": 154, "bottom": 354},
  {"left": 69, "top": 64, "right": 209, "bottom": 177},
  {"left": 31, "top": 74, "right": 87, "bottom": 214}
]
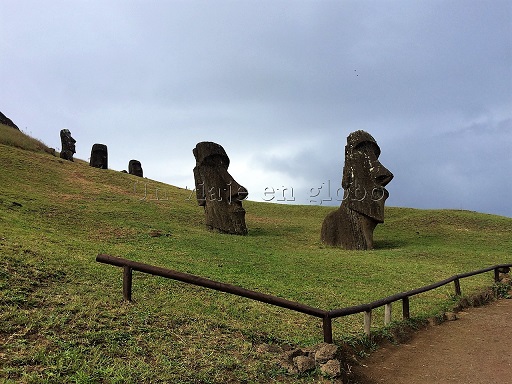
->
[{"left": 352, "top": 298, "right": 512, "bottom": 384}]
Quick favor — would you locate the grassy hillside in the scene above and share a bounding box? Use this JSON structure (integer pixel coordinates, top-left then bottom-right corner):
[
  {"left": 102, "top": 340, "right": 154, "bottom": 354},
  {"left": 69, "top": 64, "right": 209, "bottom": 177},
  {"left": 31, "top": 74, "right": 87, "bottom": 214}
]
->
[
  {"left": 1, "top": 125, "right": 511, "bottom": 383},
  {"left": 0, "top": 125, "right": 55, "bottom": 155}
]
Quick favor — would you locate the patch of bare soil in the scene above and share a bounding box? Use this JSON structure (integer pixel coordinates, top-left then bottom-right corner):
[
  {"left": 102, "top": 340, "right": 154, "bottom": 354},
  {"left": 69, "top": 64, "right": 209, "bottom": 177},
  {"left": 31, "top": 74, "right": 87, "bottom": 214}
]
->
[{"left": 352, "top": 298, "right": 512, "bottom": 384}]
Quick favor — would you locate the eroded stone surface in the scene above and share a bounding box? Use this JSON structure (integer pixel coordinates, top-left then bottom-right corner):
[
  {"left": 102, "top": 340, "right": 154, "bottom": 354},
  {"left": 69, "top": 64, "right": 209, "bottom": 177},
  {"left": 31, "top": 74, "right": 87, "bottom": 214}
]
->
[
  {"left": 89, "top": 143, "right": 108, "bottom": 169},
  {"left": 293, "top": 355, "right": 316, "bottom": 373},
  {"left": 128, "top": 160, "right": 143, "bottom": 177},
  {"left": 315, "top": 343, "right": 339, "bottom": 364},
  {"left": 277, "top": 343, "right": 347, "bottom": 380},
  {"left": 321, "top": 130, "right": 393, "bottom": 250},
  {"left": 320, "top": 359, "right": 342, "bottom": 378},
  {"left": 59, "top": 129, "right": 76, "bottom": 161},
  {"left": 193, "top": 141, "right": 248, "bottom": 235}
]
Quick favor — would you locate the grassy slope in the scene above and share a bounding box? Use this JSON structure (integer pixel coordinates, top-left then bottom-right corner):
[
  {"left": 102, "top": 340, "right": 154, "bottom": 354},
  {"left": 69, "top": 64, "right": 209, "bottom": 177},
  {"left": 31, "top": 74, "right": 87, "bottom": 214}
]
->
[{"left": 1, "top": 125, "right": 511, "bottom": 383}]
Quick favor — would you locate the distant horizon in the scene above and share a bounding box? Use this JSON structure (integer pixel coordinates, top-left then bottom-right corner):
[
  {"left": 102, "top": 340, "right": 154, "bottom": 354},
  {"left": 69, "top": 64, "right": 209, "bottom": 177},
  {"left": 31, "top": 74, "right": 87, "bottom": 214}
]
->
[
  {"left": 4, "top": 119, "right": 510, "bottom": 218},
  {"left": 3, "top": 119, "right": 510, "bottom": 219}
]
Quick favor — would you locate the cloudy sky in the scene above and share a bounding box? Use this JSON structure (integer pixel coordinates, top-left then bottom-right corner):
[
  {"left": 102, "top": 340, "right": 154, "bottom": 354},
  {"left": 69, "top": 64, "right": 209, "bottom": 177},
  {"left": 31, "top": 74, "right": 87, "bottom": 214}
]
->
[{"left": 2, "top": 0, "right": 511, "bottom": 217}]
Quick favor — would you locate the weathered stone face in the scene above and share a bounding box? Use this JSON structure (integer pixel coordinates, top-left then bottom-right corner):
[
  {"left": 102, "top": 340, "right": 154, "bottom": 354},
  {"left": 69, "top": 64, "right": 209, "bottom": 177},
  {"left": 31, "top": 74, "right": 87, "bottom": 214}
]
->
[
  {"left": 321, "top": 130, "right": 393, "bottom": 250},
  {"left": 89, "top": 143, "right": 108, "bottom": 169},
  {"left": 342, "top": 132, "right": 393, "bottom": 223},
  {"left": 59, "top": 129, "right": 76, "bottom": 161},
  {"left": 128, "top": 160, "right": 143, "bottom": 177},
  {"left": 193, "top": 141, "right": 248, "bottom": 235}
]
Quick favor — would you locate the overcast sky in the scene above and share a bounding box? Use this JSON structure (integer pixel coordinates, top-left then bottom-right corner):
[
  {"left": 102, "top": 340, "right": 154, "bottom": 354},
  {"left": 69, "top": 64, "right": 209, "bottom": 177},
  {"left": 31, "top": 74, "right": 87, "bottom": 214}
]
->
[{"left": 2, "top": 0, "right": 511, "bottom": 217}]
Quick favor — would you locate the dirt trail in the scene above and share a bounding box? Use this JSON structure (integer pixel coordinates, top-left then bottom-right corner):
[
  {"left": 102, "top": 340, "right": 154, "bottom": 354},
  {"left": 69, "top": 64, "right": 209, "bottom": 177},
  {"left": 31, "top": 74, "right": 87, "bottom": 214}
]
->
[{"left": 352, "top": 298, "right": 512, "bottom": 384}]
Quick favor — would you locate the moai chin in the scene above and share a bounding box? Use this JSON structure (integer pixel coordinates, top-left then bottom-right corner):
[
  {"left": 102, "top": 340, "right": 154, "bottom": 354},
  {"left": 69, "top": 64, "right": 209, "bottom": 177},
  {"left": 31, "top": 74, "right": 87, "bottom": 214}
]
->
[
  {"left": 89, "top": 143, "right": 108, "bottom": 169},
  {"left": 321, "top": 130, "right": 393, "bottom": 250},
  {"left": 193, "top": 141, "right": 248, "bottom": 235},
  {"left": 59, "top": 129, "right": 76, "bottom": 161},
  {"left": 128, "top": 160, "right": 143, "bottom": 177}
]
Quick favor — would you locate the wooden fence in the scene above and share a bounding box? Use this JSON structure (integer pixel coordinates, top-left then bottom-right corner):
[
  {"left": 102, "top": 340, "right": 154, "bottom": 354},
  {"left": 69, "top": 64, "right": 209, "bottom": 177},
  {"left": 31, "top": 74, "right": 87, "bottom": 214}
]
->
[{"left": 96, "top": 254, "right": 511, "bottom": 343}]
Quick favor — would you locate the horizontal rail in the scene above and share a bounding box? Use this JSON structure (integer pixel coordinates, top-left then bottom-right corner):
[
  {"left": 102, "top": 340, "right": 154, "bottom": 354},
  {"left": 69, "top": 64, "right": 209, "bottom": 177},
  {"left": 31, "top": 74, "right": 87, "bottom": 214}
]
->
[
  {"left": 96, "top": 254, "right": 512, "bottom": 342},
  {"left": 328, "top": 264, "right": 512, "bottom": 318},
  {"left": 96, "top": 253, "right": 327, "bottom": 318}
]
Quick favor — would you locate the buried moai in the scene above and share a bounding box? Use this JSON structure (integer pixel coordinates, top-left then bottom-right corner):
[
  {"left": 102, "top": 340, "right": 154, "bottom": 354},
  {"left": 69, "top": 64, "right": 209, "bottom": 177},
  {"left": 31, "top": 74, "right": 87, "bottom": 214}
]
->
[
  {"left": 193, "top": 141, "right": 248, "bottom": 235},
  {"left": 89, "top": 144, "right": 108, "bottom": 169},
  {"left": 128, "top": 160, "right": 143, "bottom": 177},
  {"left": 59, "top": 129, "right": 76, "bottom": 161},
  {"left": 321, "top": 130, "right": 393, "bottom": 250}
]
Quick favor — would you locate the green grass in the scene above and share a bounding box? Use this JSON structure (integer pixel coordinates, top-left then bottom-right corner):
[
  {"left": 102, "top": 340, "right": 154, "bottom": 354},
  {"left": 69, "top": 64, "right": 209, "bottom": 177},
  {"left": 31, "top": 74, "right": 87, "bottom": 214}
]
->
[
  {"left": 0, "top": 125, "right": 55, "bottom": 156},
  {"left": 1, "top": 128, "right": 511, "bottom": 383}
]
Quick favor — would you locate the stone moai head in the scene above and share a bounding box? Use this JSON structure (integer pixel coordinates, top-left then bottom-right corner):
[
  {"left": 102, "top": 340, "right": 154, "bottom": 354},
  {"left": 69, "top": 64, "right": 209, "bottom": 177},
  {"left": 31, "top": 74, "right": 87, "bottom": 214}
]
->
[
  {"left": 128, "top": 160, "right": 143, "bottom": 177},
  {"left": 321, "top": 130, "right": 393, "bottom": 250},
  {"left": 89, "top": 144, "right": 108, "bottom": 169},
  {"left": 341, "top": 130, "right": 393, "bottom": 223},
  {"left": 193, "top": 141, "right": 248, "bottom": 235},
  {"left": 59, "top": 129, "right": 76, "bottom": 161}
]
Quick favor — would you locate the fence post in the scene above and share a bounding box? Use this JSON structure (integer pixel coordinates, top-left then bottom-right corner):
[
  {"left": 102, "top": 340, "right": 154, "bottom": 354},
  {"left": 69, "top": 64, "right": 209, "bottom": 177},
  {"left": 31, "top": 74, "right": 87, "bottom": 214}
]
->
[
  {"left": 494, "top": 268, "right": 500, "bottom": 283},
  {"left": 364, "top": 310, "right": 372, "bottom": 336},
  {"left": 454, "top": 278, "right": 461, "bottom": 296},
  {"left": 402, "top": 297, "right": 410, "bottom": 319},
  {"left": 323, "top": 316, "right": 333, "bottom": 343},
  {"left": 123, "top": 266, "right": 133, "bottom": 301},
  {"left": 384, "top": 303, "right": 392, "bottom": 325}
]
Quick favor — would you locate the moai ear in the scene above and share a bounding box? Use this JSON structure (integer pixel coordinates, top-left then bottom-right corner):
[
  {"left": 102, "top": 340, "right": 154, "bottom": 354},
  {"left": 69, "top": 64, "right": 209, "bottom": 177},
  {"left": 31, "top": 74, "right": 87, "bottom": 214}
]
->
[{"left": 342, "top": 164, "right": 353, "bottom": 190}]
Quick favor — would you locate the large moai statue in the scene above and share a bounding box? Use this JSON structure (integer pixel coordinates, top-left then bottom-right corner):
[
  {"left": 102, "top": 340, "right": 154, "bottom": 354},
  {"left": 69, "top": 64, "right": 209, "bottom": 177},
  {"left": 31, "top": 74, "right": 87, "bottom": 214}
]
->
[
  {"left": 59, "top": 129, "right": 76, "bottom": 161},
  {"left": 321, "top": 130, "right": 393, "bottom": 250},
  {"left": 193, "top": 141, "right": 248, "bottom": 235},
  {"left": 89, "top": 143, "right": 108, "bottom": 169},
  {"left": 128, "top": 160, "right": 143, "bottom": 177}
]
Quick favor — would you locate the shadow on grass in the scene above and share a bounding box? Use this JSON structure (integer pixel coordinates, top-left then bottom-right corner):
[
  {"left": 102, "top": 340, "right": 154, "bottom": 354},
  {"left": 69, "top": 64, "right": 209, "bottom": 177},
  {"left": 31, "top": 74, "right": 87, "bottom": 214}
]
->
[
  {"left": 247, "top": 226, "right": 304, "bottom": 237},
  {"left": 373, "top": 239, "right": 407, "bottom": 249}
]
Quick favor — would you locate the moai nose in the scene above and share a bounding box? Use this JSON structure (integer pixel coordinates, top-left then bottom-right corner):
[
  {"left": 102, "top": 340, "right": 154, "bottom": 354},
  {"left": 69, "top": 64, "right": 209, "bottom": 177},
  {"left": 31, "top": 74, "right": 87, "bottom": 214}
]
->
[
  {"left": 230, "top": 181, "right": 248, "bottom": 201},
  {"left": 373, "top": 163, "right": 393, "bottom": 187}
]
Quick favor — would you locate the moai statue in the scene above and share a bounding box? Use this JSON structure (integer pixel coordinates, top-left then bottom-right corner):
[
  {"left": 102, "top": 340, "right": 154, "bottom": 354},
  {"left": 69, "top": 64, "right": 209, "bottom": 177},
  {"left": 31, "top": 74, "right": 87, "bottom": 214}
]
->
[
  {"left": 128, "top": 160, "right": 143, "bottom": 177},
  {"left": 59, "top": 129, "right": 76, "bottom": 161},
  {"left": 89, "top": 143, "right": 108, "bottom": 169},
  {"left": 321, "top": 130, "right": 393, "bottom": 250},
  {"left": 193, "top": 141, "right": 248, "bottom": 235}
]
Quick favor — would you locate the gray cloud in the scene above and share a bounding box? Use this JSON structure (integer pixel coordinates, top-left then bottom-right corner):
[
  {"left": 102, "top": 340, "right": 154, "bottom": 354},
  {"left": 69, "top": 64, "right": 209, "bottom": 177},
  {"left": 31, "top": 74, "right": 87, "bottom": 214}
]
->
[{"left": 1, "top": 0, "right": 511, "bottom": 217}]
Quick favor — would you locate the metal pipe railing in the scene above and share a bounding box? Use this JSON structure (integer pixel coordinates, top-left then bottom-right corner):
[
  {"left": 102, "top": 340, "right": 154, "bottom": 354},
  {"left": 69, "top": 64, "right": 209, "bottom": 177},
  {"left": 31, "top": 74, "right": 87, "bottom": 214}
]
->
[{"left": 96, "top": 254, "right": 511, "bottom": 343}]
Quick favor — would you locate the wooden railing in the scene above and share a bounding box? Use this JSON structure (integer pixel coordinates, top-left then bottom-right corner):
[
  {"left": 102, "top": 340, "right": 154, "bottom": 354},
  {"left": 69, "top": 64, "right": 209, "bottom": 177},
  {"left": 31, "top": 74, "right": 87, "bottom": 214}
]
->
[{"left": 96, "top": 254, "right": 511, "bottom": 343}]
